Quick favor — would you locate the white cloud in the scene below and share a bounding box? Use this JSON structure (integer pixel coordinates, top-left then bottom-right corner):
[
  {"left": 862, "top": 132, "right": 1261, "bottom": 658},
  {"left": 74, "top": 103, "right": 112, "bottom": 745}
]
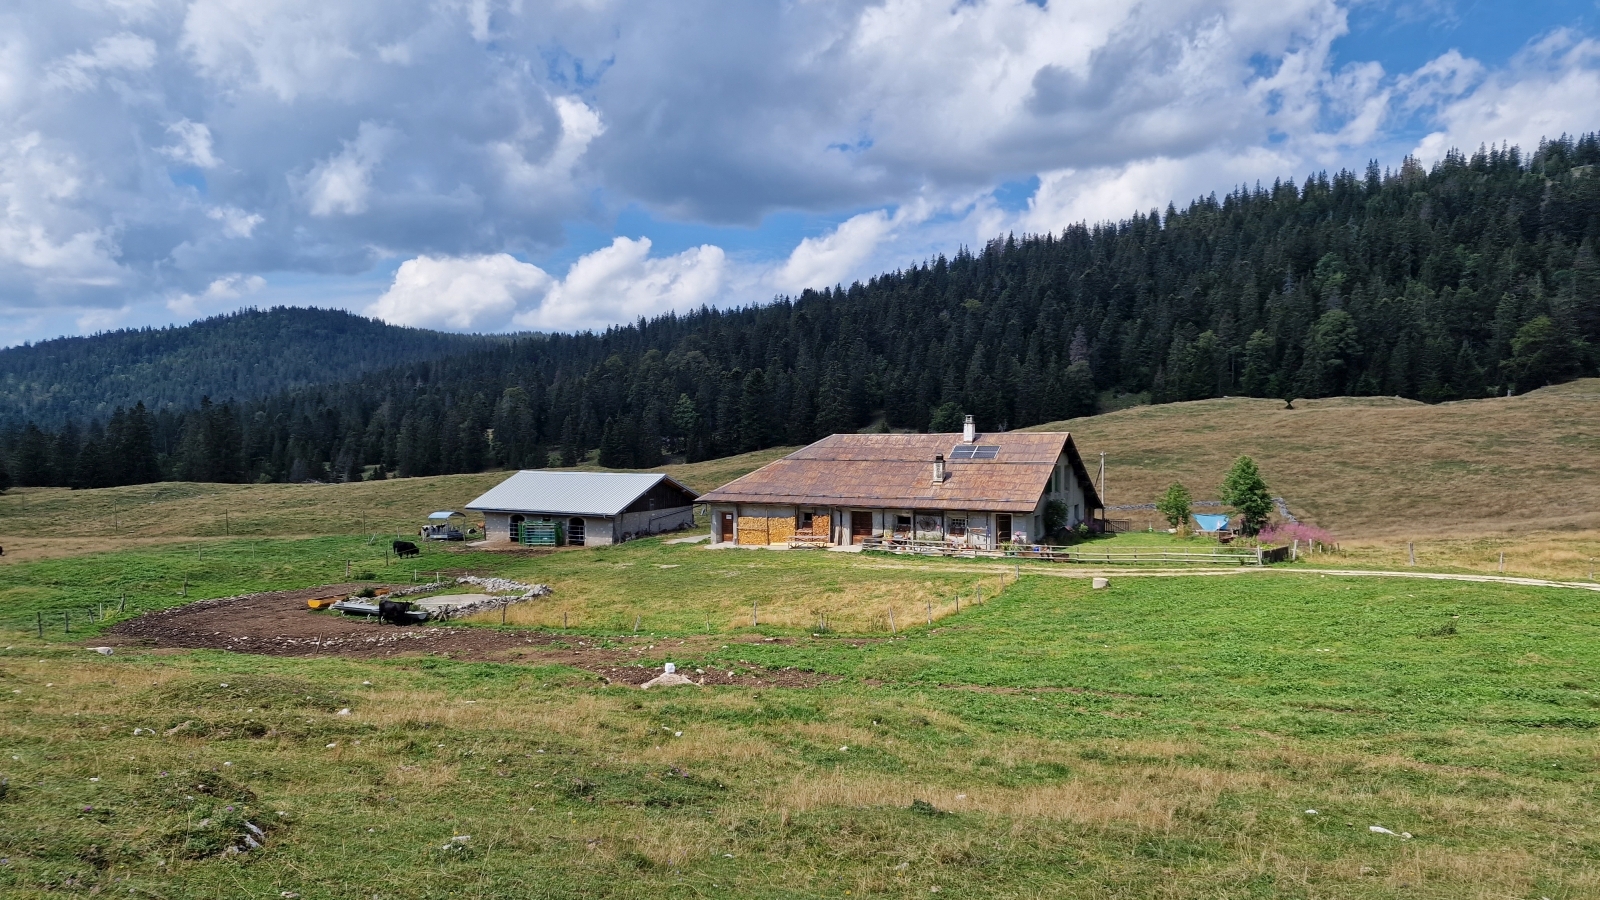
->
[
  {"left": 521, "top": 238, "right": 726, "bottom": 331},
  {"left": 206, "top": 205, "right": 263, "bottom": 238},
  {"left": 773, "top": 199, "right": 938, "bottom": 294},
  {"left": 0, "top": 132, "right": 124, "bottom": 285},
  {"left": 300, "top": 121, "right": 394, "bottom": 217},
  {"left": 161, "top": 119, "right": 221, "bottom": 169},
  {"left": 493, "top": 96, "right": 604, "bottom": 195},
  {"left": 166, "top": 272, "right": 266, "bottom": 317},
  {"left": 368, "top": 238, "right": 727, "bottom": 333},
  {"left": 368, "top": 253, "right": 553, "bottom": 331},
  {"left": 1019, "top": 147, "right": 1294, "bottom": 233},
  {"left": 1412, "top": 31, "right": 1600, "bottom": 163},
  {"left": 9, "top": 1, "right": 1600, "bottom": 344},
  {"left": 45, "top": 32, "right": 157, "bottom": 91}
]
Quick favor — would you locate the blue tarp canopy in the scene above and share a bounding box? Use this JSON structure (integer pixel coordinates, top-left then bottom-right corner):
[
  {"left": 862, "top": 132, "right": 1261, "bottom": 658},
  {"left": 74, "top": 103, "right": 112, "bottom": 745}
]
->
[
  {"left": 1191, "top": 514, "right": 1231, "bottom": 533},
  {"left": 427, "top": 511, "right": 461, "bottom": 520}
]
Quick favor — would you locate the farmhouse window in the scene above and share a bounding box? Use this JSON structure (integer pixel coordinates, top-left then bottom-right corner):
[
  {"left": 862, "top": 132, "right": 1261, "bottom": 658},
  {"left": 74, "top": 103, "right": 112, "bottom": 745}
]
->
[
  {"left": 798, "top": 511, "right": 814, "bottom": 530},
  {"left": 948, "top": 516, "right": 967, "bottom": 537},
  {"left": 894, "top": 515, "right": 912, "bottom": 536}
]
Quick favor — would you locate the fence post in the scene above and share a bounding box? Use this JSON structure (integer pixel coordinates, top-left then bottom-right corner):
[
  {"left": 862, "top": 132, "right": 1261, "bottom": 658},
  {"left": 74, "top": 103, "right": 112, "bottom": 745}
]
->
[
  {"left": 954, "top": 594, "right": 959, "bottom": 613},
  {"left": 1256, "top": 547, "right": 1264, "bottom": 566},
  {"left": 888, "top": 607, "right": 896, "bottom": 634},
  {"left": 1499, "top": 552, "right": 1504, "bottom": 572},
  {"left": 1407, "top": 542, "right": 1416, "bottom": 566},
  {"left": 120, "top": 592, "right": 126, "bottom": 612},
  {"left": 1292, "top": 539, "right": 1298, "bottom": 562},
  {"left": 634, "top": 615, "right": 640, "bottom": 633},
  {"left": 927, "top": 601, "right": 933, "bottom": 625},
  {"left": 37, "top": 611, "right": 43, "bottom": 639},
  {"left": 752, "top": 601, "right": 758, "bottom": 627},
  {"left": 64, "top": 611, "right": 70, "bottom": 634}
]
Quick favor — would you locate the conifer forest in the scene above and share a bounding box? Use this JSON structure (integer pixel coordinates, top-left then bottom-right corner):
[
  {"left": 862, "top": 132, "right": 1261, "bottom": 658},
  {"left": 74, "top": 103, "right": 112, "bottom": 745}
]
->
[{"left": 2, "top": 136, "right": 1596, "bottom": 489}]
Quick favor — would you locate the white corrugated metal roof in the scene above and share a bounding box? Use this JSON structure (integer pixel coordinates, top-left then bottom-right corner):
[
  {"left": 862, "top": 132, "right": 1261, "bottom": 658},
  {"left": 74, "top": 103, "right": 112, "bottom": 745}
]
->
[{"left": 464, "top": 471, "right": 695, "bottom": 517}]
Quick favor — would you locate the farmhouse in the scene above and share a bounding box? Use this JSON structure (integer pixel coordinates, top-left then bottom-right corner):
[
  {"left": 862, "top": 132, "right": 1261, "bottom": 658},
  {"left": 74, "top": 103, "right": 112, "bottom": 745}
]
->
[
  {"left": 699, "top": 417, "right": 1102, "bottom": 549},
  {"left": 465, "top": 471, "right": 699, "bottom": 547}
]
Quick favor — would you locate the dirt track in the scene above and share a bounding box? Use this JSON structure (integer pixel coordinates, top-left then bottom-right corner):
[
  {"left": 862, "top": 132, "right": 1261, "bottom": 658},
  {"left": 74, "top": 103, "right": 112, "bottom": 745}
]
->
[{"left": 107, "top": 584, "right": 832, "bottom": 688}]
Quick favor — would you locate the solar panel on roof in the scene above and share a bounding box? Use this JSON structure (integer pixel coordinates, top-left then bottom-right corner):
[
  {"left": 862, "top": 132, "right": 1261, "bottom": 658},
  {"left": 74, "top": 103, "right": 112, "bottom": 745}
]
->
[{"left": 949, "top": 445, "right": 1000, "bottom": 459}]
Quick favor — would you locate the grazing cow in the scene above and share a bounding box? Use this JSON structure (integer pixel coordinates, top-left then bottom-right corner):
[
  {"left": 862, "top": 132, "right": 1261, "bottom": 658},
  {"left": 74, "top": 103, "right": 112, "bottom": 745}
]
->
[
  {"left": 392, "top": 540, "right": 420, "bottom": 558},
  {"left": 378, "top": 599, "right": 413, "bottom": 625}
]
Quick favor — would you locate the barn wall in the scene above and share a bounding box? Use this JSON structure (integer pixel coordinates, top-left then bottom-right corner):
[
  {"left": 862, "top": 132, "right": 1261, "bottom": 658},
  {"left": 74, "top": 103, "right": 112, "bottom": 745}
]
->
[
  {"left": 617, "top": 505, "right": 694, "bottom": 538},
  {"left": 482, "top": 511, "right": 512, "bottom": 542}
]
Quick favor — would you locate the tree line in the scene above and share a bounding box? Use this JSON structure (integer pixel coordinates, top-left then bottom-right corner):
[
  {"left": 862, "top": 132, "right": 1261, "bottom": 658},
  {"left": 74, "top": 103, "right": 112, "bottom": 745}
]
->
[{"left": 1, "top": 133, "right": 1596, "bottom": 490}]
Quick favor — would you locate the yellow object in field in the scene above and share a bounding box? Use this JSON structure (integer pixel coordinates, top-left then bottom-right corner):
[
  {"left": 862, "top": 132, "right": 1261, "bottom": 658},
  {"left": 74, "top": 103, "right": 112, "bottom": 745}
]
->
[{"left": 307, "top": 597, "right": 340, "bottom": 610}]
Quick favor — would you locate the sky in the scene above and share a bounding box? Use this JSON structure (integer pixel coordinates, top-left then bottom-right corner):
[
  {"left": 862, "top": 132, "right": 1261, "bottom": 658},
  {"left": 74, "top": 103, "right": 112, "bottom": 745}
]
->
[{"left": 4, "top": 0, "right": 1600, "bottom": 345}]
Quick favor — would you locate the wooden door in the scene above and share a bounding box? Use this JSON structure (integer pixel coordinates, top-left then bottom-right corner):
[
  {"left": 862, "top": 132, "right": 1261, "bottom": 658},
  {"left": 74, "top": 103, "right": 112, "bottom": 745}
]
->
[
  {"left": 995, "top": 514, "right": 1012, "bottom": 543},
  {"left": 719, "top": 512, "right": 735, "bottom": 543},
  {"left": 850, "top": 511, "right": 874, "bottom": 544}
]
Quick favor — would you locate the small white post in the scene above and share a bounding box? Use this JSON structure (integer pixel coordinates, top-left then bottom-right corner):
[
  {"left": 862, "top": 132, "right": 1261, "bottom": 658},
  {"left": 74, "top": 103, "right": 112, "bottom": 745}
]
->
[
  {"left": 888, "top": 607, "right": 896, "bottom": 634},
  {"left": 1292, "top": 539, "right": 1298, "bottom": 562},
  {"left": 1407, "top": 543, "right": 1416, "bottom": 566},
  {"left": 1498, "top": 552, "right": 1504, "bottom": 572}
]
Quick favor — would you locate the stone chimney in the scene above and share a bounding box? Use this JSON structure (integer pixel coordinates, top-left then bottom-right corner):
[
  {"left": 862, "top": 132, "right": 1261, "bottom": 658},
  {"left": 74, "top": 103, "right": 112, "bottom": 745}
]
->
[
  {"left": 962, "top": 415, "right": 976, "bottom": 443},
  {"left": 933, "top": 454, "right": 946, "bottom": 484}
]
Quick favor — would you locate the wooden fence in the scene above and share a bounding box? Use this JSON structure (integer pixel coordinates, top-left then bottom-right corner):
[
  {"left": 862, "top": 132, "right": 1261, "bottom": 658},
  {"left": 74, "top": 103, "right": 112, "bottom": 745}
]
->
[{"left": 859, "top": 537, "right": 1290, "bottom": 566}]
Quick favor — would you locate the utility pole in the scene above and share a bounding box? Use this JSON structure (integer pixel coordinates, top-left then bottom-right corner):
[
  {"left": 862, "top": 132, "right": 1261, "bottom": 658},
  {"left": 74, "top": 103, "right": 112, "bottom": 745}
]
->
[{"left": 1098, "top": 451, "right": 1107, "bottom": 531}]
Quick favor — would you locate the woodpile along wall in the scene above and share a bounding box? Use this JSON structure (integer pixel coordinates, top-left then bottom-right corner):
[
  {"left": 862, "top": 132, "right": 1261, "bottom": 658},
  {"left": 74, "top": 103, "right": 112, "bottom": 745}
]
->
[{"left": 736, "top": 514, "right": 803, "bottom": 545}]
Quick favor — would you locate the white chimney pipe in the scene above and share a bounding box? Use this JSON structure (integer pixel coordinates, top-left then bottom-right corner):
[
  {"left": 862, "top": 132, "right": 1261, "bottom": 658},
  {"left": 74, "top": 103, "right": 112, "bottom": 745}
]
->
[
  {"left": 933, "top": 454, "right": 945, "bottom": 484},
  {"left": 962, "top": 415, "right": 975, "bottom": 443}
]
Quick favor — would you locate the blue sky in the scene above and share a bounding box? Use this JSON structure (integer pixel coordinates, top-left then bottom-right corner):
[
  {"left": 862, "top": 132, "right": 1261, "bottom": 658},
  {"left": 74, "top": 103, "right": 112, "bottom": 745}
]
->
[{"left": 4, "top": 0, "right": 1599, "bottom": 344}]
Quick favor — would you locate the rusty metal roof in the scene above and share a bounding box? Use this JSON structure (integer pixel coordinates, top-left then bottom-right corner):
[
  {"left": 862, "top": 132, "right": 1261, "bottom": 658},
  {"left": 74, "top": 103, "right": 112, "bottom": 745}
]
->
[{"left": 699, "top": 431, "right": 1102, "bottom": 513}]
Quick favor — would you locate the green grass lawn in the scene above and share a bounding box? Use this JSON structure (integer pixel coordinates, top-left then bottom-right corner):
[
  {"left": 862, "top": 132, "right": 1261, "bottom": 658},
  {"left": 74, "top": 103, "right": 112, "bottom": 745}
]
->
[{"left": 2, "top": 538, "right": 1597, "bottom": 898}]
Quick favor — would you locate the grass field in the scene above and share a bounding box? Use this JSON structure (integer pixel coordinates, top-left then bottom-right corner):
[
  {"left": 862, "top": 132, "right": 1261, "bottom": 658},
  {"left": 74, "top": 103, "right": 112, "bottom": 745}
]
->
[
  {"left": 1029, "top": 378, "right": 1600, "bottom": 538},
  {"left": 2, "top": 386, "right": 1598, "bottom": 897},
  {"left": 2, "top": 542, "right": 1596, "bottom": 898}
]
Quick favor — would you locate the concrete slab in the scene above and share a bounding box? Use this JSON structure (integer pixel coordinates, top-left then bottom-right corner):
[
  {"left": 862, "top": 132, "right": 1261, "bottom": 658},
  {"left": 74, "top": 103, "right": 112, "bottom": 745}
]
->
[{"left": 411, "top": 593, "right": 499, "bottom": 615}]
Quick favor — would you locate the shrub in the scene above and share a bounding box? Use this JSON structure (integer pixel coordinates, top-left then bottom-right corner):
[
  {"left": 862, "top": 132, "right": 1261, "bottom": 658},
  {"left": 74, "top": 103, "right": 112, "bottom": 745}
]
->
[
  {"left": 1257, "top": 522, "right": 1336, "bottom": 549},
  {"left": 1156, "top": 482, "right": 1192, "bottom": 530}
]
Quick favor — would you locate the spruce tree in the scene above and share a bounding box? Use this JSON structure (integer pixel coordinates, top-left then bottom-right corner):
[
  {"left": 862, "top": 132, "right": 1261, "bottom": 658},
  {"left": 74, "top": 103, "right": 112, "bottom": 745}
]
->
[{"left": 1220, "top": 456, "right": 1274, "bottom": 536}]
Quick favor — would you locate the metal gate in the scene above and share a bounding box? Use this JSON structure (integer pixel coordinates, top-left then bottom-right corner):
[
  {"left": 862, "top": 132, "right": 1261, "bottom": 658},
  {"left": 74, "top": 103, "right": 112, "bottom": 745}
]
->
[{"left": 568, "top": 517, "right": 586, "bottom": 546}]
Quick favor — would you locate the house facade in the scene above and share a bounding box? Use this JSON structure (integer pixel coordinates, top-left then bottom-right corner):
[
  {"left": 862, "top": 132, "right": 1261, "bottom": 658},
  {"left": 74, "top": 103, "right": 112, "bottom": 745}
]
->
[
  {"left": 698, "top": 418, "right": 1102, "bottom": 549},
  {"left": 465, "top": 471, "right": 698, "bottom": 547}
]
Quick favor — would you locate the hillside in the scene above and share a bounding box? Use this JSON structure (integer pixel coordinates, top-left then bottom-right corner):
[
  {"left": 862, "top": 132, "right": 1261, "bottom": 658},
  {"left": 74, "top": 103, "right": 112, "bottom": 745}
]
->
[
  {"left": 0, "top": 307, "right": 499, "bottom": 427},
  {"left": 0, "top": 446, "right": 795, "bottom": 562},
  {"left": 1029, "top": 378, "right": 1600, "bottom": 538},
  {"left": 3, "top": 383, "right": 1595, "bottom": 566},
  {"left": 3, "top": 136, "right": 1597, "bottom": 488}
]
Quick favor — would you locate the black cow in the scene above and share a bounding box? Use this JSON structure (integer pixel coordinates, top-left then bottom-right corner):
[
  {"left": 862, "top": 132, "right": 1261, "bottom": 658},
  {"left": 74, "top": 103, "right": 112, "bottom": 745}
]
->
[
  {"left": 392, "top": 540, "right": 420, "bottom": 558},
  {"left": 378, "top": 599, "right": 413, "bottom": 625}
]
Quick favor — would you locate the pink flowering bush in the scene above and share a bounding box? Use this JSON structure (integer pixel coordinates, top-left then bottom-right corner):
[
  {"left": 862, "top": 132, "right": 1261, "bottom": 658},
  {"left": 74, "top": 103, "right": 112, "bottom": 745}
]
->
[{"left": 1257, "top": 522, "right": 1336, "bottom": 549}]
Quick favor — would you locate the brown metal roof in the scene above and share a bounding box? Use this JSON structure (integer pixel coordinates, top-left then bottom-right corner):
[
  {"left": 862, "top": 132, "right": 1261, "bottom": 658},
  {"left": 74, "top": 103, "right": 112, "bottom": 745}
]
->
[{"left": 699, "top": 431, "right": 1102, "bottom": 513}]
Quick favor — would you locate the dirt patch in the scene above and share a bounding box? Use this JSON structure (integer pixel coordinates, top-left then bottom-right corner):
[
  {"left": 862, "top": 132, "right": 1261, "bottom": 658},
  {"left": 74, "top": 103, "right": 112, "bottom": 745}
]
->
[{"left": 107, "top": 585, "right": 834, "bottom": 688}]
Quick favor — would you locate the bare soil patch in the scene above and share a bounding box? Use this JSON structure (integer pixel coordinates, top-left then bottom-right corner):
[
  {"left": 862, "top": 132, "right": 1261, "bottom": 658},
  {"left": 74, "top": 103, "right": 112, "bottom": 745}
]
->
[{"left": 107, "top": 584, "right": 833, "bottom": 688}]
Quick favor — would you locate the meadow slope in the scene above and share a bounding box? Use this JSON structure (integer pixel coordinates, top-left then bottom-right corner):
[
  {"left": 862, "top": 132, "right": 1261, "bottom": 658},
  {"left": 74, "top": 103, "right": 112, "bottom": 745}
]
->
[{"left": 1030, "top": 378, "right": 1599, "bottom": 537}]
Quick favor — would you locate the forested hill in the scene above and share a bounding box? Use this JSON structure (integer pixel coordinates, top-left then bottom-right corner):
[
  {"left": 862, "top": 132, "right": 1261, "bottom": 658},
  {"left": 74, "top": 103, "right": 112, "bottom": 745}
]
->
[
  {"left": 1, "top": 135, "right": 1597, "bottom": 489},
  {"left": 0, "top": 307, "right": 498, "bottom": 427}
]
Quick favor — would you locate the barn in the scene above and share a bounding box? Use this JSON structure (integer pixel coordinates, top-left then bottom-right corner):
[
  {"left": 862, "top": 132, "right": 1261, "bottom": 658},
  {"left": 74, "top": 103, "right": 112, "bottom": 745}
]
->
[
  {"left": 698, "top": 417, "right": 1101, "bottom": 549},
  {"left": 465, "top": 471, "right": 699, "bottom": 547}
]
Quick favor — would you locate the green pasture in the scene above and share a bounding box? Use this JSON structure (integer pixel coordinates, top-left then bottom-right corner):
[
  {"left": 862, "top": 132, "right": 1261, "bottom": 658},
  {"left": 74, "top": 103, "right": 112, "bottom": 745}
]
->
[{"left": 1, "top": 535, "right": 1598, "bottom": 898}]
